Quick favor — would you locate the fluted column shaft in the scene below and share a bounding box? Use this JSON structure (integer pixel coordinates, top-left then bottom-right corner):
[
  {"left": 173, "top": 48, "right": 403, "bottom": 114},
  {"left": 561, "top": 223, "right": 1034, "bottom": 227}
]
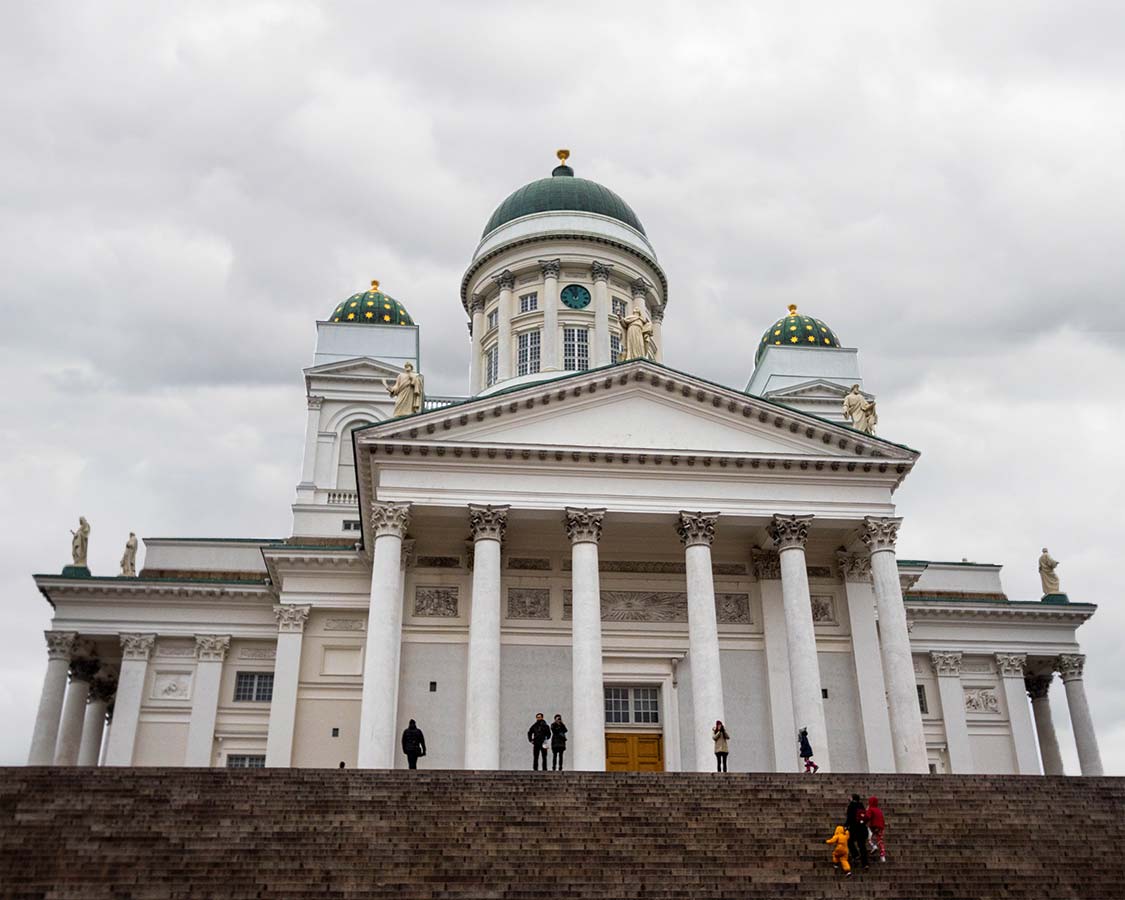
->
[
  {"left": 540, "top": 261, "right": 560, "bottom": 372},
  {"left": 566, "top": 508, "right": 606, "bottom": 771},
  {"left": 105, "top": 634, "right": 156, "bottom": 766},
  {"left": 1027, "top": 674, "right": 1064, "bottom": 776},
  {"left": 1057, "top": 654, "right": 1103, "bottom": 776},
  {"left": 862, "top": 516, "right": 928, "bottom": 773},
  {"left": 27, "top": 631, "right": 77, "bottom": 764},
  {"left": 469, "top": 296, "right": 485, "bottom": 394},
  {"left": 494, "top": 271, "right": 515, "bottom": 382},
  {"left": 679, "top": 512, "right": 726, "bottom": 772},
  {"left": 185, "top": 635, "right": 230, "bottom": 767},
  {"left": 771, "top": 515, "right": 831, "bottom": 772},
  {"left": 55, "top": 652, "right": 98, "bottom": 765},
  {"left": 357, "top": 502, "right": 411, "bottom": 769},
  {"left": 464, "top": 504, "right": 509, "bottom": 769},
  {"left": 930, "top": 651, "right": 973, "bottom": 773}
]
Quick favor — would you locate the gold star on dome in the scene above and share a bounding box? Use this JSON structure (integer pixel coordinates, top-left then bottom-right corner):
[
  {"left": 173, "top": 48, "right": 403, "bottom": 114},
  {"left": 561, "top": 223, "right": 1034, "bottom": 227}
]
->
[
  {"left": 789, "top": 325, "right": 797, "bottom": 331},
  {"left": 790, "top": 336, "right": 798, "bottom": 343},
  {"left": 347, "top": 313, "right": 355, "bottom": 320},
  {"left": 365, "top": 311, "right": 373, "bottom": 319},
  {"left": 366, "top": 300, "right": 375, "bottom": 306},
  {"left": 808, "top": 335, "right": 816, "bottom": 342},
  {"left": 774, "top": 330, "right": 781, "bottom": 336},
  {"left": 349, "top": 301, "right": 357, "bottom": 308},
  {"left": 383, "top": 314, "right": 391, "bottom": 321},
  {"left": 823, "top": 338, "right": 831, "bottom": 344}
]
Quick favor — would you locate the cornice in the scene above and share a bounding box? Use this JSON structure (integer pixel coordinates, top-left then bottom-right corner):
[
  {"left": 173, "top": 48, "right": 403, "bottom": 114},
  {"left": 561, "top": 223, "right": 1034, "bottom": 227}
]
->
[
  {"left": 260, "top": 547, "right": 369, "bottom": 593},
  {"left": 905, "top": 599, "right": 1096, "bottom": 624},
  {"left": 34, "top": 575, "right": 271, "bottom": 606}
]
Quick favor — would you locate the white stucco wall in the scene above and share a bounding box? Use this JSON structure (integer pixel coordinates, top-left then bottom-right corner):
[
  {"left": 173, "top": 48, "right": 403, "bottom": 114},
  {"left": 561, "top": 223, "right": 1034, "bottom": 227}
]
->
[
  {"left": 396, "top": 640, "right": 470, "bottom": 771},
  {"left": 718, "top": 649, "right": 772, "bottom": 772},
  {"left": 500, "top": 644, "right": 573, "bottom": 770}
]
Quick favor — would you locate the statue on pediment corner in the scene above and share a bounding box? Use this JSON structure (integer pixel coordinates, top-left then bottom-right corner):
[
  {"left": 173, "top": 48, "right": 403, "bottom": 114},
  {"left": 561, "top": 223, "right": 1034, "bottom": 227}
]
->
[
  {"left": 70, "top": 517, "right": 90, "bottom": 567},
  {"left": 384, "top": 363, "right": 424, "bottom": 417},
  {"left": 120, "top": 532, "right": 138, "bottom": 577},
  {"left": 1038, "top": 548, "right": 1061, "bottom": 595},
  {"left": 842, "top": 384, "right": 877, "bottom": 435}
]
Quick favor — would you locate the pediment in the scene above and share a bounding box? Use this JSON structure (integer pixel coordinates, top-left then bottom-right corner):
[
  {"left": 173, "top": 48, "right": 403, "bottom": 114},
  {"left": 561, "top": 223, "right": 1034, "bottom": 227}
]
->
[
  {"left": 305, "top": 357, "right": 407, "bottom": 382},
  {"left": 362, "top": 361, "right": 915, "bottom": 461},
  {"left": 764, "top": 379, "right": 869, "bottom": 401}
]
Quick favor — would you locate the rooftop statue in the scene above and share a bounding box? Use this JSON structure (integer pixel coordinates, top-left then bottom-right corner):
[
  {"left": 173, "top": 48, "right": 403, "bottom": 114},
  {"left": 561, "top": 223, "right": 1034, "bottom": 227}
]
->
[
  {"left": 120, "top": 532, "right": 138, "bottom": 577},
  {"left": 1039, "top": 548, "right": 1061, "bottom": 595},
  {"left": 384, "top": 363, "right": 424, "bottom": 418},
  {"left": 618, "top": 307, "right": 654, "bottom": 362},
  {"left": 70, "top": 517, "right": 90, "bottom": 568},
  {"left": 842, "top": 384, "right": 877, "bottom": 435}
]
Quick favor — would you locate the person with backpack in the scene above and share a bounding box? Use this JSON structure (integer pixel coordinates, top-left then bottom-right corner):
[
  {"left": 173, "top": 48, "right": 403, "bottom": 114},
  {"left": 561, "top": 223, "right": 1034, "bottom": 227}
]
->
[{"left": 712, "top": 720, "right": 731, "bottom": 772}]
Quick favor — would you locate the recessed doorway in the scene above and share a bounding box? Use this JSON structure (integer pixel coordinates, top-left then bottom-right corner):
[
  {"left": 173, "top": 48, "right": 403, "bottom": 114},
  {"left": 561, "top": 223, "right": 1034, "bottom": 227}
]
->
[{"left": 605, "top": 733, "right": 664, "bottom": 772}]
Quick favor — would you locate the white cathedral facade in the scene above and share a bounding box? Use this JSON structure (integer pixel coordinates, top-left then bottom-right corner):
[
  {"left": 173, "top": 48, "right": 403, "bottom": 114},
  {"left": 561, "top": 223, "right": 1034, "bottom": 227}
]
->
[{"left": 28, "top": 154, "right": 1103, "bottom": 777}]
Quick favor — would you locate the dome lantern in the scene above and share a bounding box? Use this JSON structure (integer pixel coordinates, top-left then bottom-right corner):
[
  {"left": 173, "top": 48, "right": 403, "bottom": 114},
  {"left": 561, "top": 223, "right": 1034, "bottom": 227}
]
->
[
  {"left": 755, "top": 304, "right": 841, "bottom": 364},
  {"left": 329, "top": 280, "right": 416, "bottom": 326}
]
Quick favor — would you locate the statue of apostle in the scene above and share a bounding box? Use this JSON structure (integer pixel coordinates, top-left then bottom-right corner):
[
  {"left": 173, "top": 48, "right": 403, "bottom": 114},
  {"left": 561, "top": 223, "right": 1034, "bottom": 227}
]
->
[
  {"left": 842, "top": 384, "right": 877, "bottom": 435},
  {"left": 70, "top": 516, "right": 90, "bottom": 567},
  {"left": 384, "top": 363, "right": 423, "bottom": 417},
  {"left": 1038, "top": 548, "right": 1061, "bottom": 594},
  {"left": 619, "top": 308, "right": 654, "bottom": 362},
  {"left": 120, "top": 532, "right": 139, "bottom": 577}
]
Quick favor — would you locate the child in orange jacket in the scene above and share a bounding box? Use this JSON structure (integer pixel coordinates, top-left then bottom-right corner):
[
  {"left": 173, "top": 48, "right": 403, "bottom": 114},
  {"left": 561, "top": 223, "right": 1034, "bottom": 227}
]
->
[{"left": 826, "top": 825, "right": 851, "bottom": 875}]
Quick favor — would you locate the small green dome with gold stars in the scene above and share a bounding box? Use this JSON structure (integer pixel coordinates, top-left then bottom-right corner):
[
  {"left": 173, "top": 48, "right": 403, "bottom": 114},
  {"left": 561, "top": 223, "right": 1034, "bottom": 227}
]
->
[
  {"left": 755, "top": 304, "right": 841, "bottom": 364},
  {"left": 329, "top": 280, "right": 416, "bottom": 326}
]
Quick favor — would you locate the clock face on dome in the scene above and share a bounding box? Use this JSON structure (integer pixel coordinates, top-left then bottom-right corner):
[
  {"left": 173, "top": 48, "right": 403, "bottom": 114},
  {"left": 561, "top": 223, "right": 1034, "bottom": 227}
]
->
[{"left": 560, "top": 284, "right": 592, "bottom": 310}]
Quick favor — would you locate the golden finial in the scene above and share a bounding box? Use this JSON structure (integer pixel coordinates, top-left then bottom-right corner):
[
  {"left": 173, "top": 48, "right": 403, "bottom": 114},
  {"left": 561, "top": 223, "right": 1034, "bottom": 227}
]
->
[
  {"left": 370, "top": 279, "right": 380, "bottom": 293},
  {"left": 787, "top": 304, "right": 798, "bottom": 317},
  {"left": 557, "top": 149, "right": 570, "bottom": 165}
]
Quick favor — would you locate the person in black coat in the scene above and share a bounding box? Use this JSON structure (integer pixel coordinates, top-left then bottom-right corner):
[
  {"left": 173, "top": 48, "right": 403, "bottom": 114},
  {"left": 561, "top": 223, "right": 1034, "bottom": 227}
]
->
[
  {"left": 528, "top": 712, "right": 551, "bottom": 770},
  {"left": 845, "top": 793, "right": 870, "bottom": 869},
  {"left": 402, "top": 719, "right": 426, "bottom": 769},
  {"left": 550, "top": 714, "right": 568, "bottom": 770}
]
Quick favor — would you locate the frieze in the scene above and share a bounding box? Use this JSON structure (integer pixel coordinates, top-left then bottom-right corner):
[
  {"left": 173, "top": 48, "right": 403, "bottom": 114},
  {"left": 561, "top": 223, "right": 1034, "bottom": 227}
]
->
[
  {"left": 324, "top": 618, "right": 365, "bottom": 632},
  {"left": 414, "top": 586, "right": 459, "bottom": 618},
  {"left": 507, "top": 588, "right": 551, "bottom": 620},
  {"left": 239, "top": 647, "right": 277, "bottom": 660},
  {"left": 807, "top": 566, "right": 833, "bottom": 579},
  {"left": 416, "top": 555, "right": 461, "bottom": 569},
  {"left": 507, "top": 557, "right": 552, "bottom": 571},
  {"left": 963, "top": 688, "right": 1000, "bottom": 714},
  {"left": 157, "top": 644, "right": 196, "bottom": 658},
  {"left": 810, "top": 595, "right": 837, "bottom": 624},
  {"left": 562, "top": 590, "right": 751, "bottom": 624},
  {"left": 960, "top": 660, "right": 994, "bottom": 675}
]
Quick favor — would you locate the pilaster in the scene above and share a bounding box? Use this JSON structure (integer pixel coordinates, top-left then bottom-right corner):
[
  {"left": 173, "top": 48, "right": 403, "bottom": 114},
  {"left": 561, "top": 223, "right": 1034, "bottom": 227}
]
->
[
  {"left": 930, "top": 651, "right": 973, "bottom": 774},
  {"left": 185, "top": 635, "right": 231, "bottom": 767},
  {"left": 266, "top": 607, "right": 309, "bottom": 767},
  {"left": 105, "top": 633, "right": 155, "bottom": 766},
  {"left": 995, "top": 653, "right": 1040, "bottom": 774}
]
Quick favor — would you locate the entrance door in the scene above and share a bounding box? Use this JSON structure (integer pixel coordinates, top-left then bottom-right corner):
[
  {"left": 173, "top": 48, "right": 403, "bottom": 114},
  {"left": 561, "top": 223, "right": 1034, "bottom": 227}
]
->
[{"left": 605, "top": 733, "right": 664, "bottom": 772}]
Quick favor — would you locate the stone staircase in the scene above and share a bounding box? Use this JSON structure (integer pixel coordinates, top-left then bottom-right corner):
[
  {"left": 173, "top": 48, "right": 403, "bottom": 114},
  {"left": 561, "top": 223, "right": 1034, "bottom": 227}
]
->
[{"left": 2, "top": 769, "right": 1123, "bottom": 899}]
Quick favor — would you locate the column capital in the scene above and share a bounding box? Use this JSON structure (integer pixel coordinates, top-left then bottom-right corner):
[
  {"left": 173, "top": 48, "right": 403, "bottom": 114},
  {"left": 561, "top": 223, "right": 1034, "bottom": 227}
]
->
[
  {"left": 629, "top": 277, "right": 651, "bottom": 299},
  {"left": 1056, "top": 653, "right": 1086, "bottom": 682},
  {"left": 996, "top": 652, "right": 1027, "bottom": 678},
  {"left": 677, "top": 511, "right": 719, "bottom": 548},
  {"left": 1025, "top": 673, "right": 1053, "bottom": 700},
  {"left": 195, "top": 634, "right": 231, "bottom": 663},
  {"left": 370, "top": 502, "right": 411, "bottom": 539},
  {"left": 468, "top": 504, "right": 509, "bottom": 543},
  {"left": 768, "top": 514, "right": 813, "bottom": 552},
  {"left": 306, "top": 395, "right": 324, "bottom": 410},
  {"left": 274, "top": 605, "right": 311, "bottom": 634},
  {"left": 649, "top": 303, "right": 665, "bottom": 323},
  {"left": 861, "top": 516, "right": 902, "bottom": 553},
  {"left": 492, "top": 269, "right": 516, "bottom": 291},
  {"left": 930, "top": 650, "right": 963, "bottom": 677},
  {"left": 120, "top": 633, "right": 155, "bottom": 661},
  {"left": 749, "top": 546, "right": 780, "bottom": 580},
  {"left": 564, "top": 507, "right": 606, "bottom": 545},
  {"left": 469, "top": 294, "right": 486, "bottom": 315},
  {"left": 590, "top": 261, "right": 613, "bottom": 282},
  {"left": 538, "top": 258, "right": 561, "bottom": 279},
  {"left": 835, "top": 550, "right": 872, "bottom": 582},
  {"left": 44, "top": 630, "right": 78, "bottom": 661},
  {"left": 401, "top": 538, "right": 416, "bottom": 570}
]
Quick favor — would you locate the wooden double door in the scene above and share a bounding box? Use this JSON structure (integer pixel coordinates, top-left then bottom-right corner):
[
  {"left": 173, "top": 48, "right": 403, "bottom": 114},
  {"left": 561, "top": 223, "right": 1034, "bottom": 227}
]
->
[{"left": 605, "top": 732, "right": 664, "bottom": 772}]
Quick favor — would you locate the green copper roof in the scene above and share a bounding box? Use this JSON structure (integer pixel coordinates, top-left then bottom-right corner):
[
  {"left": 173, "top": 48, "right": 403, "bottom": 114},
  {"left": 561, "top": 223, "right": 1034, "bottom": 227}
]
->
[
  {"left": 330, "top": 281, "right": 415, "bottom": 326},
  {"left": 482, "top": 162, "right": 646, "bottom": 238},
  {"left": 756, "top": 304, "right": 841, "bottom": 364}
]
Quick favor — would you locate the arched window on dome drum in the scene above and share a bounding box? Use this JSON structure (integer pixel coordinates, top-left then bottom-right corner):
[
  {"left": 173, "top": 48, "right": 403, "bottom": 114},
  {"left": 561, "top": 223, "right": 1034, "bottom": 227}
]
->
[
  {"left": 517, "top": 330, "right": 541, "bottom": 376},
  {"left": 335, "top": 420, "right": 373, "bottom": 491},
  {"left": 485, "top": 346, "right": 499, "bottom": 388},
  {"left": 564, "top": 327, "right": 589, "bottom": 371}
]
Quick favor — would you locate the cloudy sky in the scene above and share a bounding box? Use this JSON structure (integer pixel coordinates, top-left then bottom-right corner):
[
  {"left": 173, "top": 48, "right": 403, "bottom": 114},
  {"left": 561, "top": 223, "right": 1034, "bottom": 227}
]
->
[{"left": 1, "top": 1, "right": 1122, "bottom": 771}]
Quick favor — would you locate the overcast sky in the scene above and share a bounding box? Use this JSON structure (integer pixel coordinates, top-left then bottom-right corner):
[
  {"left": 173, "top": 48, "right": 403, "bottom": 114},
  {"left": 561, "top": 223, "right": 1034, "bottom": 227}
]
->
[{"left": 1, "top": 1, "right": 1122, "bottom": 771}]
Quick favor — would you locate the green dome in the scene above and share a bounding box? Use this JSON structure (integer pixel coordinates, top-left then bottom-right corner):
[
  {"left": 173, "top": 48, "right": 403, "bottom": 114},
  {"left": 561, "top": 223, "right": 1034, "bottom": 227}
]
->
[
  {"left": 482, "top": 155, "right": 646, "bottom": 238},
  {"left": 329, "top": 281, "right": 415, "bottom": 326},
  {"left": 755, "top": 304, "right": 842, "bottom": 364}
]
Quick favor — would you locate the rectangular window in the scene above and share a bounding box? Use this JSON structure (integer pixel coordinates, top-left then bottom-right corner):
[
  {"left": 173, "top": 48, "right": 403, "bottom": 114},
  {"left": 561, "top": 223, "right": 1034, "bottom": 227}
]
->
[
  {"left": 632, "top": 687, "right": 660, "bottom": 724},
  {"left": 342, "top": 519, "right": 361, "bottom": 532},
  {"left": 519, "top": 292, "right": 538, "bottom": 313},
  {"left": 234, "top": 671, "right": 274, "bottom": 703},
  {"left": 226, "top": 754, "right": 266, "bottom": 768},
  {"left": 485, "top": 346, "right": 499, "bottom": 387},
  {"left": 916, "top": 684, "right": 929, "bottom": 715},
  {"left": 604, "top": 687, "right": 630, "bottom": 724},
  {"left": 604, "top": 686, "right": 661, "bottom": 725},
  {"left": 517, "top": 330, "right": 541, "bottom": 376},
  {"left": 563, "top": 327, "right": 589, "bottom": 371},
  {"left": 487, "top": 309, "right": 499, "bottom": 331},
  {"left": 610, "top": 333, "right": 622, "bottom": 362},
  {"left": 612, "top": 296, "right": 628, "bottom": 318}
]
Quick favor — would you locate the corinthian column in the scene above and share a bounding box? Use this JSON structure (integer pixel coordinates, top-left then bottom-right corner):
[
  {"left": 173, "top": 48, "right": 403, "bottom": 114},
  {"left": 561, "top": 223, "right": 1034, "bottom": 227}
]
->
[
  {"left": 27, "top": 631, "right": 77, "bottom": 764},
  {"left": 468, "top": 295, "right": 485, "bottom": 394},
  {"left": 464, "top": 503, "right": 509, "bottom": 769},
  {"left": 78, "top": 667, "right": 116, "bottom": 766},
  {"left": 678, "top": 511, "right": 726, "bottom": 772},
  {"left": 591, "top": 262, "right": 613, "bottom": 367},
  {"left": 566, "top": 507, "right": 607, "bottom": 771},
  {"left": 357, "top": 501, "right": 411, "bottom": 769},
  {"left": 930, "top": 651, "right": 973, "bottom": 773},
  {"left": 54, "top": 648, "right": 99, "bottom": 765},
  {"left": 493, "top": 270, "right": 515, "bottom": 382},
  {"left": 539, "top": 260, "right": 560, "bottom": 371},
  {"left": 185, "top": 635, "right": 231, "bottom": 767},
  {"left": 770, "top": 514, "right": 831, "bottom": 772},
  {"left": 105, "top": 633, "right": 155, "bottom": 766},
  {"left": 265, "top": 606, "right": 310, "bottom": 767},
  {"left": 1026, "top": 673, "right": 1064, "bottom": 776},
  {"left": 861, "top": 516, "right": 927, "bottom": 773},
  {"left": 1056, "top": 654, "right": 1103, "bottom": 776}
]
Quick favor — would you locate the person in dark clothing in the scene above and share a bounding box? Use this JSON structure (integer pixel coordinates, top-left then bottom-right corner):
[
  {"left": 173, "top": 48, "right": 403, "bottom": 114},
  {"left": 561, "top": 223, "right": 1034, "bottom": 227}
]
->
[
  {"left": 402, "top": 719, "right": 426, "bottom": 769},
  {"left": 550, "top": 714, "right": 568, "bottom": 770},
  {"left": 798, "top": 726, "right": 819, "bottom": 773},
  {"left": 845, "top": 794, "right": 870, "bottom": 869},
  {"left": 528, "top": 712, "right": 551, "bottom": 770}
]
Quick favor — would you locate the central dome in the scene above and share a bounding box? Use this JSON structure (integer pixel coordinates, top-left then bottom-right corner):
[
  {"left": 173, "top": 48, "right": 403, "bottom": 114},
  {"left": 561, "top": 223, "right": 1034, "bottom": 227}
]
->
[{"left": 481, "top": 153, "right": 646, "bottom": 238}]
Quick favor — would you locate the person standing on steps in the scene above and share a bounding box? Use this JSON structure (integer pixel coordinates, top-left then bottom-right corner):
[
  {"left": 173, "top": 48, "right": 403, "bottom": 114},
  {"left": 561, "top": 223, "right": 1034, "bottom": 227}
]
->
[
  {"left": 712, "top": 720, "right": 730, "bottom": 772},
  {"left": 550, "top": 714, "right": 568, "bottom": 770},
  {"left": 401, "top": 719, "right": 426, "bottom": 769},
  {"left": 528, "top": 712, "right": 551, "bottom": 771},
  {"left": 845, "top": 794, "right": 870, "bottom": 870},
  {"left": 866, "top": 796, "right": 886, "bottom": 862},
  {"left": 798, "top": 726, "right": 819, "bottom": 773}
]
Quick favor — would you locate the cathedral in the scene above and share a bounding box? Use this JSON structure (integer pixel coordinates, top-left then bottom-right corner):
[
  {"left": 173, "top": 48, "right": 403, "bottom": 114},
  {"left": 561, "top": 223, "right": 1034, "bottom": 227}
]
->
[{"left": 27, "top": 153, "right": 1102, "bottom": 777}]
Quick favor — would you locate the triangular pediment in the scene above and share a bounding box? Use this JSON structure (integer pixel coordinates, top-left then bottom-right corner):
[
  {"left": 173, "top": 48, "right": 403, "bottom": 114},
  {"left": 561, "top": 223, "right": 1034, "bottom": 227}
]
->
[
  {"left": 362, "top": 361, "right": 915, "bottom": 461},
  {"left": 305, "top": 357, "right": 408, "bottom": 382}
]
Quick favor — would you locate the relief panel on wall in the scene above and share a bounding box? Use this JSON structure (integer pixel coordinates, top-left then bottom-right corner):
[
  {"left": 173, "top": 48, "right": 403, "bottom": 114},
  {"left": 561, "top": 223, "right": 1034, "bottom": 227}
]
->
[
  {"left": 151, "top": 671, "right": 193, "bottom": 701},
  {"left": 507, "top": 588, "right": 551, "bottom": 620},
  {"left": 414, "top": 586, "right": 459, "bottom": 618},
  {"left": 562, "top": 590, "right": 751, "bottom": 624}
]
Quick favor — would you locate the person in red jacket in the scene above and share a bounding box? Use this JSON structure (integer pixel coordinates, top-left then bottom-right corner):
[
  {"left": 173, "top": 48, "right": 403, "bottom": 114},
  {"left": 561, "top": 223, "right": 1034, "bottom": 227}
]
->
[{"left": 866, "top": 796, "right": 886, "bottom": 862}]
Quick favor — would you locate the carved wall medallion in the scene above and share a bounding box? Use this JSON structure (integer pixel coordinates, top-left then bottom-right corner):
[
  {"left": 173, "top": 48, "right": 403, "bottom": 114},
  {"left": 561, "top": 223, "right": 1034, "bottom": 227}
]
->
[
  {"left": 810, "top": 595, "right": 836, "bottom": 624},
  {"left": 963, "top": 688, "right": 1000, "bottom": 714},
  {"left": 414, "top": 586, "right": 459, "bottom": 618},
  {"left": 507, "top": 588, "right": 551, "bottom": 620},
  {"left": 152, "top": 672, "right": 192, "bottom": 701},
  {"left": 324, "top": 618, "right": 365, "bottom": 632}
]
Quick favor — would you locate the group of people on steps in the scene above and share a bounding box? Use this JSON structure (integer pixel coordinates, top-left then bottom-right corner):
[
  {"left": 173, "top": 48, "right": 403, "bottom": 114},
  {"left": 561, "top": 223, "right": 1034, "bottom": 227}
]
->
[{"left": 826, "top": 794, "right": 888, "bottom": 876}]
